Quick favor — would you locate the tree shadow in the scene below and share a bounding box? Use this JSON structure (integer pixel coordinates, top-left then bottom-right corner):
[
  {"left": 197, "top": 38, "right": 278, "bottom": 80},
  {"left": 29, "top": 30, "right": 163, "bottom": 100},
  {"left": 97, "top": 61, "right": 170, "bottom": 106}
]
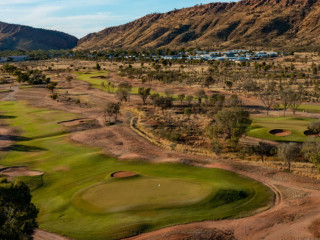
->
[
  {"left": 2, "top": 144, "right": 47, "bottom": 152},
  {"left": 0, "top": 115, "right": 16, "bottom": 119},
  {"left": 0, "top": 135, "right": 32, "bottom": 141}
]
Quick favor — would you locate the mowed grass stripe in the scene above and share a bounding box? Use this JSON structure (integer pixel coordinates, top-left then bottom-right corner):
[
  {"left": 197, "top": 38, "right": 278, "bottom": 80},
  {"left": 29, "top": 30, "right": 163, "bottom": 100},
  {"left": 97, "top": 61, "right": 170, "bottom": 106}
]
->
[{"left": 0, "top": 101, "right": 273, "bottom": 240}]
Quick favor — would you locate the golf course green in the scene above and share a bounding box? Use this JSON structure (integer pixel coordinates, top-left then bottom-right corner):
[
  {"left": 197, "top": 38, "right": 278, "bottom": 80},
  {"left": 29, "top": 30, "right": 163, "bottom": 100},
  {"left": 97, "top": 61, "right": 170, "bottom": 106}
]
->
[
  {"left": 247, "top": 117, "right": 313, "bottom": 142},
  {"left": 0, "top": 101, "right": 274, "bottom": 240},
  {"left": 74, "top": 176, "right": 213, "bottom": 213}
]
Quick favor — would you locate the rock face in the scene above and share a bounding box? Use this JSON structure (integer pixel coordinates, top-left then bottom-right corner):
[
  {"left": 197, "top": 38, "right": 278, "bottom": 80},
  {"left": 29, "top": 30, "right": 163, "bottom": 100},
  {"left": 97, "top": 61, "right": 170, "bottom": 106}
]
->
[
  {"left": 0, "top": 21, "right": 78, "bottom": 51},
  {"left": 76, "top": 0, "right": 320, "bottom": 50}
]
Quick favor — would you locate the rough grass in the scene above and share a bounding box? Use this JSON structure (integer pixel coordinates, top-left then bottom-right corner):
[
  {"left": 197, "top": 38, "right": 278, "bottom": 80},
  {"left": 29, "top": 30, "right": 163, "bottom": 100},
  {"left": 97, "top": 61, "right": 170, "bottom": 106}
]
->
[
  {"left": 247, "top": 117, "right": 313, "bottom": 142},
  {"left": 0, "top": 101, "right": 274, "bottom": 240}
]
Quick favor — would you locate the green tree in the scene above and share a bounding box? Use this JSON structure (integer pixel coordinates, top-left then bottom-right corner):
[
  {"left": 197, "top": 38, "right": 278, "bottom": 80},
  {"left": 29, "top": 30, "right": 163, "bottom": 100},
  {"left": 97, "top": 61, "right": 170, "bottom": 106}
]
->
[
  {"left": 154, "top": 96, "right": 173, "bottom": 112},
  {"left": 207, "top": 107, "right": 251, "bottom": 148},
  {"left": 302, "top": 141, "right": 320, "bottom": 169},
  {"left": 195, "top": 89, "right": 206, "bottom": 104},
  {"left": 138, "top": 87, "right": 151, "bottom": 105},
  {"left": 178, "top": 94, "right": 185, "bottom": 105},
  {"left": 288, "top": 90, "right": 303, "bottom": 115},
  {"left": 252, "top": 142, "right": 277, "bottom": 162},
  {"left": 186, "top": 95, "right": 194, "bottom": 105},
  {"left": 104, "top": 102, "right": 121, "bottom": 123},
  {"left": 203, "top": 75, "right": 215, "bottom": 88},
  {"left": 66, "top": 75, "right": 73, "bottom": 85},
  {"left": 279, "top": 89, "right": 291, "bottom": 117},
  {"left": 46, "top": 82, "right": 57, "bottom": 93},
  {"left": 259, "top": 81, "right": 276, "bottom": 115},
  {"left": 0, "top": 178, "right": 38, "bottom": 240},
  {"left": 95, "top": 63, "right": 101, "bottom": 71},
  {"left": 184, "top": 107, "right": 192, "bottom": 120},
  {"left": 307, "top": 120, "right": 320, "bottom": 135},
  {"left": 278, "top": 143, "right": 300, "bottom": 172},
  {"left": 116, "top": 82, "right": 132, "bottom": 102}
]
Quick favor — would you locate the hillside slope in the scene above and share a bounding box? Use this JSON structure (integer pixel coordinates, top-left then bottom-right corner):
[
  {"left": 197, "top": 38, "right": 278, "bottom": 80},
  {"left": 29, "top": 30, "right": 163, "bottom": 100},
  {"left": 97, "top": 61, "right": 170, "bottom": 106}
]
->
[
  {"left": 76, "top": 0, "right": 320, "bottom": 50},
  {"left": 0, "top": 22, "right": 78, "bottom": 51}
]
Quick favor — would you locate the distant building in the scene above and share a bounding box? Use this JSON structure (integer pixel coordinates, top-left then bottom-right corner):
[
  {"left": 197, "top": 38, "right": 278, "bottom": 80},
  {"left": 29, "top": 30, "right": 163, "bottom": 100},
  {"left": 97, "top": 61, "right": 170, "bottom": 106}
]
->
[{"left": 8, "top": 55, "right": 29, "bottom": 62}]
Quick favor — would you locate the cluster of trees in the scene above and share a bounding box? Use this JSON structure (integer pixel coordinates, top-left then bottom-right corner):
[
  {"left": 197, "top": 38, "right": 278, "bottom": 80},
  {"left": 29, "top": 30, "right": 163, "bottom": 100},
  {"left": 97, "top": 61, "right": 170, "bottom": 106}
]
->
[
  {"left": 207, "top": 107, "right": 252, "bottom": 151},
  {"left": 104, "top": 102, "right": 121, "bottom": 124},
  {"left": 2, "top": 64, "right": 51, "bottom": 85},
  {"left": 0, "top": 177, "right": 38, "bottom": 240}
]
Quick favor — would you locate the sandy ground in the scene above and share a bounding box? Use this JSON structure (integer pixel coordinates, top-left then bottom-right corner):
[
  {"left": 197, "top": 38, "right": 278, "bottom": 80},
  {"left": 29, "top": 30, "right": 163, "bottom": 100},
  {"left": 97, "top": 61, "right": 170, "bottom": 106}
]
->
[{"left": 0, "top": 77, "right": 320, "bottom": 240}]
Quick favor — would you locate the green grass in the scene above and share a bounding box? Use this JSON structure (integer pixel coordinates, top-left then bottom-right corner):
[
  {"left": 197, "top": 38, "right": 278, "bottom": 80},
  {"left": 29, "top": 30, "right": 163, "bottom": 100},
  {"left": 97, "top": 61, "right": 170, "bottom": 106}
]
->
[
  {"left": 296, "top": 104, "right": 320, "bottom": 113},
  {"left": 247, "top": 117, "right": 314, "bottom": 142},
  {"left": 277, "top": 104, "right": 320, "bottom": 113},
  {"left": 74, "top": 71, "right": 179, "bottom": 99},
  {"left": 74, "top": 176, "right": 212, "bottom": 213},
  {"left": 0, "top": 89, "right": 13, "bottom": 93},
  {"left": 0, "top": 101, "right": 273, "bottom": 240}
]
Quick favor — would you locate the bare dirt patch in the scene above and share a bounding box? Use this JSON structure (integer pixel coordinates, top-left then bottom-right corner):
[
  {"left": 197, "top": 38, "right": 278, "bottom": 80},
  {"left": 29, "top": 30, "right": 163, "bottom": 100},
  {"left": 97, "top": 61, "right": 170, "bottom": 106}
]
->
[
  {"left": 132, "top": 227, "right": 236, "bottom": 240},
  {"left": 269, "top": 129, "right": 291, "bottom": 137},
  {"left": 34, "top": 230, "right": 69, "bottom": 240},
  {"left": 309, "top": 218, "right": 320, "bottom": 238},
  {"left": 111, "top": 171, "right": 137, "bottom": 178},
  {"left": 0, "top": 166, "right": 43, "bottom": 177}
]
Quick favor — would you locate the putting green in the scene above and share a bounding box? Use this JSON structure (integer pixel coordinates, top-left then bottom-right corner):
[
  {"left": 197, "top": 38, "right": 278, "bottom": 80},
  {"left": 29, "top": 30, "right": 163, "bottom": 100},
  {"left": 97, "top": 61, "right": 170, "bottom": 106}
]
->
[{"left": 74, "top": 177, "right": 213, "bottom": 213}]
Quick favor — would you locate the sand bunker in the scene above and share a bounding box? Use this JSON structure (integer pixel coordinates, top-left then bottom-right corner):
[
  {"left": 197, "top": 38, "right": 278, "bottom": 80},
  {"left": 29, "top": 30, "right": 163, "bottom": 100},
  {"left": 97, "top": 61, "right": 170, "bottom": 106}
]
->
[
  {"left": 58, "top": 118, "right": 95, "bottom": 127},
  {"left": 111, "top": 171, "right": 137, "bottom": 178},
  {"left": 269, "top": 129, "right": 292, "bottom": 137},
  {"left": 304, "top": 130, "right": 320, "bottom": 137},
  {"left": 0, "top": 166, "right": 43, "bottom": 177}
]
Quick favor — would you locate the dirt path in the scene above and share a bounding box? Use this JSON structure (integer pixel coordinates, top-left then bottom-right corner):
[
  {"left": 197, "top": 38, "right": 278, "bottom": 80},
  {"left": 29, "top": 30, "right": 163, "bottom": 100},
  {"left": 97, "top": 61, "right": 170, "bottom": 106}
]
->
[
  {"left": 3, "top": 86, "right": 18, "bottom": 101},
  {"left": 34, "top": 230, "right": 69, "bottom": 240}
]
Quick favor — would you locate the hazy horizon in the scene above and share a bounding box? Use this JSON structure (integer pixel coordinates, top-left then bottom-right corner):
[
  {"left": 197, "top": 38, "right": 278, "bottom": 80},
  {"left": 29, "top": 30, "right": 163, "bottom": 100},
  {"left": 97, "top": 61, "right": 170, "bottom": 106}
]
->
[{"left": 0, "top": 0, "right": 236, "bottom": 38}]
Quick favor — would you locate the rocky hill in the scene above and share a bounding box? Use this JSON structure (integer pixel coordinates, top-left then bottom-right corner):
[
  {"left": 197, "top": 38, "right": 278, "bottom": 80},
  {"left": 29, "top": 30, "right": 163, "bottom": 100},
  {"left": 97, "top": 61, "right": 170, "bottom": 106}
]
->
[
  {"left": 0, "top": 22, "right": 78, "bottom": 51},
  {"left": 76, "top": 0, "right": 320, "bottom": 50}
]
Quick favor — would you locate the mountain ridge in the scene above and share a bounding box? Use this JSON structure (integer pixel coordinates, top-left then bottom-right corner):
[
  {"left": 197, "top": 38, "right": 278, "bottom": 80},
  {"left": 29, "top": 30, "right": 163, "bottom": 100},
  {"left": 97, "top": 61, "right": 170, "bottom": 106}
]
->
[
  {"left": 76, "top": 0, "right": 320, "bottom": 50},
  {"left": 0, "top": 21, "right": 78, "bottom": 51}
]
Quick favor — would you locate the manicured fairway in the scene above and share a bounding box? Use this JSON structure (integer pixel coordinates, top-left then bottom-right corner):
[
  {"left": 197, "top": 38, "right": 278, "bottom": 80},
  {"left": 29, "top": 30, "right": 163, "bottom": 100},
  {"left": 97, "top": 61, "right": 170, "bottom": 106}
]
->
[
  {"left": 278, "top": 104, "right": 320, "bottom": 113},
  {"left": 247, "top": 117, "right": 313, "bottom": 142},
  {"left": 0, "top": 101, "right": 274, "bottom": 240},
  {"left": 75, "top": 71, "right": 140, "bottom": 94},
  {"left": 75, "top": 71, "right": 179, "bottom": 99}
]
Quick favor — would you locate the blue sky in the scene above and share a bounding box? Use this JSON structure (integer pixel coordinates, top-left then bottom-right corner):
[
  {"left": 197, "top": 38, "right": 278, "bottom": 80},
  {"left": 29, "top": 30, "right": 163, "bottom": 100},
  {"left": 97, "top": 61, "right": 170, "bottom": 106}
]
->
[{"left": 0, "top": 0, "right": 234, "bottom": 38}]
